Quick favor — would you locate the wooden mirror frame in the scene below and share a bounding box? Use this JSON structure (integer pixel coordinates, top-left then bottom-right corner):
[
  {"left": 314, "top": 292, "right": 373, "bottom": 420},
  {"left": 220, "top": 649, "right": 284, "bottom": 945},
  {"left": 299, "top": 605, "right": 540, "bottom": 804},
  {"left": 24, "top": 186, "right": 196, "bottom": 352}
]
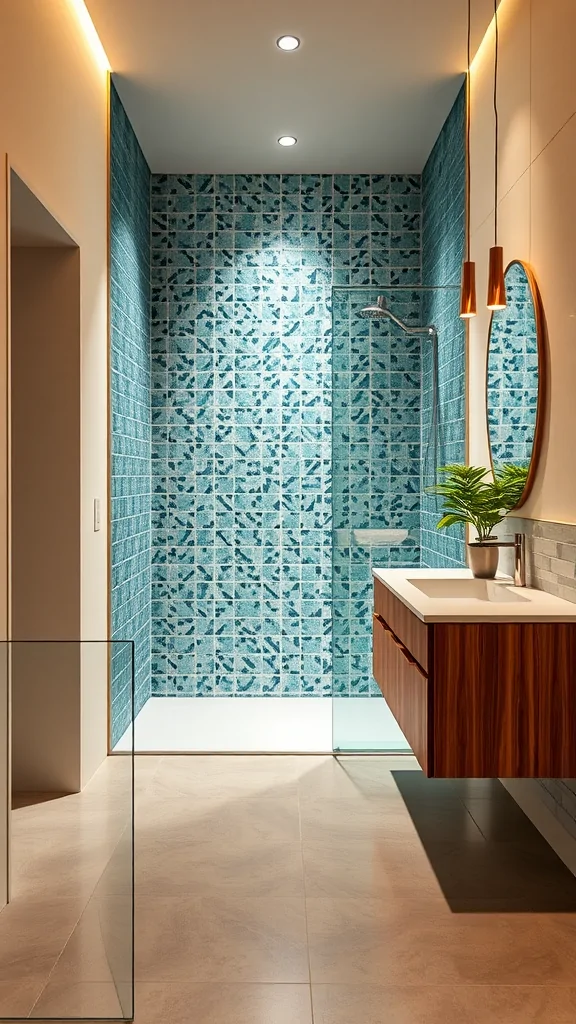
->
[{"left": 485, "top": 259, "right": 547, "bottom": 509}]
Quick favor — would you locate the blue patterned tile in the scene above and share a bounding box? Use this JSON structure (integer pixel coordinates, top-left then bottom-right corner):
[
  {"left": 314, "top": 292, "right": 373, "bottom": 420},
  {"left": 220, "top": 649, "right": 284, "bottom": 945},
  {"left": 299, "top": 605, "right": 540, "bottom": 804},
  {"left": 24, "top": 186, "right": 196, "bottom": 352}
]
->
[
  {"left": 110, "top": 83, "right": 151, "bottom": 744},
  {"left": 420, "top": 85, "right": 466, "bottom": 568},
  {"left": 113, "top": 156, "right": 468, "bottom": 711}
]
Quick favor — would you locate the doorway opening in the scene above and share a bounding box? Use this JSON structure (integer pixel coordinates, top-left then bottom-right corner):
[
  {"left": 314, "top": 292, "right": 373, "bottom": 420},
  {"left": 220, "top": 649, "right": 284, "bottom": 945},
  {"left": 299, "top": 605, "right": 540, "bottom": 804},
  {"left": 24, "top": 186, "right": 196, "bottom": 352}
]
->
[{"left": 10, "top": 169, "right": 82, "bottom": 796}]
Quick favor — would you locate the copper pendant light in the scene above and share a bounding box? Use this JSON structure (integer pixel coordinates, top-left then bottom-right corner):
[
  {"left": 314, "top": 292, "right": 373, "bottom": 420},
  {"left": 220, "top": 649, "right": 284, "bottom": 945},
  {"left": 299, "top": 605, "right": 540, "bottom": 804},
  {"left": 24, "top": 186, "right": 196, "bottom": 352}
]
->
[
  {"left": 460, "top": 0, "right": 477, "bottom": 319},
  {"left": 487, "top": 0, "right": 507, "bottom": 310}
]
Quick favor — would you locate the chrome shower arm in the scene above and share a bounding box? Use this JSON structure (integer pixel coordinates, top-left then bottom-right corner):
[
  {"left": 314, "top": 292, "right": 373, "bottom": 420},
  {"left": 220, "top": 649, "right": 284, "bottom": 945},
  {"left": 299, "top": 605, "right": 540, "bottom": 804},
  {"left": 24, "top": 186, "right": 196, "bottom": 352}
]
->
[{"left": 384, "top": 309, "right": 436, "bottom": 339}]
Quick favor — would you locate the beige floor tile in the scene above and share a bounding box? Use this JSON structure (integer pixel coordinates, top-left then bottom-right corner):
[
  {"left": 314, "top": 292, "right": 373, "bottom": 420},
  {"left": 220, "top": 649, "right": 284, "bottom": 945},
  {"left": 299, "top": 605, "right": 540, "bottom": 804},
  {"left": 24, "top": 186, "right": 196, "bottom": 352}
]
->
[
  {"left": 299, "top": 796, "right": 417, "bottom": 844},
  {"left": 306, "top": 898, "right": 576, "bottom": 985},
  {"left": 0, "top": 979, "right": 48, "bottom": 1018},
  {"left": 157, "top": 754, "right": 317, "bottom": 776},
  {"left": 10, "top": 840, "right": 120, "bottom": 901},
  {"left": 11, "top": 802, "right": 129, "bottom": 854},
  {"left": 11, "top": 803, "right": 129, "bottom": 838},
  {"left": 11, "top": 805, "right": 127, "bottom": 832},
  {"left": 150, "top": 755, "right": 303, "bottom": 799},
  {"left": 129, "top": 757, "right": 163, "bottom": 800},
  {"left": 136, "top": 793, "right": 301, "bottom": 845},
  {"left": 31, "top": 980, "right": 124, "bottom": 1019},
  {"left": 0, "top": 897, "right": 84, "bottom": 982},
  {"left": 43, "top": 897, "right": 133, "bottom": 986},
  {"left": 296, "top": 756, "right": 418, "bottom": 801},
  {"left": 539, "top": 915, "right": 576, "bottom": 965},
  {"left": 134, "top": 837, "right": 304, "bottom": 897},
  {"left": 312, "top": 984, "right": 576, "bottom": 1024},
  {"left": 133, "top": 982, "right": 312, "bottom": 1024},
  {"left": 135, "top": 896, "right": 308, "bottom": 982},
  {"left": 302, "top": 837, "right": 442, "bottom": 900},
  {"left": 10, "top": 752, "right": 576, "bottom": 1024},
  {"left": 93, "top": 828, "right": 133, "bottom": 897},
  {"left": 134, "top": 755, "right": 163, "bottom": 775},
  {"left": 144, "top": 776, "right": 300, "bottom": 805}
]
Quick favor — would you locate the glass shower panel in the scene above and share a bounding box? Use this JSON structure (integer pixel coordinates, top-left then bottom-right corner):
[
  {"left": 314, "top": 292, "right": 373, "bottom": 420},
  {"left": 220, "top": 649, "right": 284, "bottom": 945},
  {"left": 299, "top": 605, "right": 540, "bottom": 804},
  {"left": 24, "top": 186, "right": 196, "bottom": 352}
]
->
[
  {"left": 2, "top": 641, "right": 134, "bottom": 1021},
  {"left": 331, "top": 286, "right": 462, "bottom": 753}
]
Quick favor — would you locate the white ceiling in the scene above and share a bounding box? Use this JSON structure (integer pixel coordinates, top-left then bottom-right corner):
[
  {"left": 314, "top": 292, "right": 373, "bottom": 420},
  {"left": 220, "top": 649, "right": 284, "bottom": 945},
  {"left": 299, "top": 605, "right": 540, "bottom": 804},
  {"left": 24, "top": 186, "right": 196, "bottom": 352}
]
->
[{"left": 86, "top": 0, "right": 497, "bottom": 173}]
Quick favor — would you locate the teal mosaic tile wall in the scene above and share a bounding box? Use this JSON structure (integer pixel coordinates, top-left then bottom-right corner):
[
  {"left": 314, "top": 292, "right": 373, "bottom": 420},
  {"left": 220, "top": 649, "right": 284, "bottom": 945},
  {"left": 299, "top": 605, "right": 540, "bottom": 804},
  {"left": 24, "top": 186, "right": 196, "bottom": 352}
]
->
[
  {"left": 110, "top": 84, "right": 152, "bottom": 742},
  {"left": 421, "top": 85, "right": 467, "bottom": 567},
  {"left": 487, "top": 263, "right": 539, "bottom": 469},
  {"left": 332, "top": 286, "right": 422, "bottom": 697},
  {"left": 150, "top": 173, "right": 422, "bottom": 697}
]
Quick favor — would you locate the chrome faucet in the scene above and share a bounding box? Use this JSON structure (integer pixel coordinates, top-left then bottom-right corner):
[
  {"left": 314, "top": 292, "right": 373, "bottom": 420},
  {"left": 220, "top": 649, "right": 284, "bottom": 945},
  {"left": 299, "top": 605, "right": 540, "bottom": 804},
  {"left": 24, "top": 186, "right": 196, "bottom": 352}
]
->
[{"left": 492, "top": 533, "right": 526, "bottom": 587}]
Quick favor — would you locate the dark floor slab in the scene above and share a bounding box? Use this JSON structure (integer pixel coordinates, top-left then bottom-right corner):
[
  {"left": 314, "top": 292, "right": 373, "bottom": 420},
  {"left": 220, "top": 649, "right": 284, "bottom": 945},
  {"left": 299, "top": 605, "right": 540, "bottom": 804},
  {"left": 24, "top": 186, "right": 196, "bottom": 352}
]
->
[
  {"left": 448, "top": 894, "right": 576, "bottom": 912},
  {"left": 422, "top": 840, "right": 576, "bottom": 905},
  {"left": 449, "top": 778, "right": 515, "bottom": 801},
  {"left": 391, "top": 774, "right": 513, "bottom": 804},
  {"left": 386, "top": 775, "right": 463, "bottom": 799},
  {"left": 464, "top": 797, "right": 545, "bottom": 843},
  {"left": 392, "top": 771, "right": 576, "bottom": 912}
]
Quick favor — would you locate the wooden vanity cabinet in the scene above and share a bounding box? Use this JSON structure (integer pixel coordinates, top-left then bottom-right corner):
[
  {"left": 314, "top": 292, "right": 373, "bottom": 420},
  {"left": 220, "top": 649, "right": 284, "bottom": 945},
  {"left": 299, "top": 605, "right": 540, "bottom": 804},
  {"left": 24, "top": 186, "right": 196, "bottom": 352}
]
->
[{"left": 373, "top": 576, "right": 576, "bottom": 778}]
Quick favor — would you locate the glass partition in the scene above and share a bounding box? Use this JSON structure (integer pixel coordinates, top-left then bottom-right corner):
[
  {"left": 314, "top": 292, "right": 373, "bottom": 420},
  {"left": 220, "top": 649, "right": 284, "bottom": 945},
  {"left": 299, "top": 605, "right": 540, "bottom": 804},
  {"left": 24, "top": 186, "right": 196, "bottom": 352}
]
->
[
  {"left": 0, "top": 641, "right": 134, "bottom": 1021},
  {"left": 331, "top": 285, "right": 464, "bottom": 752}
]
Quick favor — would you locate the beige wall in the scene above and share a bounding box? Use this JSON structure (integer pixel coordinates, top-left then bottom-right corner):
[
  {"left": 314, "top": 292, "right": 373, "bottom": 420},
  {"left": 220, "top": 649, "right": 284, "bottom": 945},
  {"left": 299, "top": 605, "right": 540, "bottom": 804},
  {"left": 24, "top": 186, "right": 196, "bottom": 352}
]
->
[
  {"left": 0, "top": 0, "right": 110, "bottom": 895},
  {"left": 469, "top": 0, "right": 576, "bottom": 523},
  {"left": 11, "top": 247, "right": 84, "bottom": 792}
]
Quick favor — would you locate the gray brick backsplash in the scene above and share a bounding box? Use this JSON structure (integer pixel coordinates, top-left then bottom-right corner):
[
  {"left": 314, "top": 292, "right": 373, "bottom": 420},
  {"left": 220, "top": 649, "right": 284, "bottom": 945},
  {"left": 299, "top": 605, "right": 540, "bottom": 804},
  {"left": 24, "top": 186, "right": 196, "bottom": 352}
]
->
[
  {"left": 501, "top": 516, "right": 576, "bottom": 603},
  {"left": 503, "top": 516, "right": 576, "bottom": 835},
  {"left": 558, "top": 542, "right": 576, "bottom": 562}
]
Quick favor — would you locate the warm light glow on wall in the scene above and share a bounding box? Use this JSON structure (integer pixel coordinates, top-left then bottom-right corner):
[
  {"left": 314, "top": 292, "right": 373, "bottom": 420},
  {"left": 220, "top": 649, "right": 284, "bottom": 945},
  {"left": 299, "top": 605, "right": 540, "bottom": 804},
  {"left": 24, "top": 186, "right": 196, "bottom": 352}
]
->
[
  {"left": 469, "top": 0, "right": 508, "bottom": 76},
  {"left": 470, "top": 17, "right": 495, "bottom": 77},
  {"left": 67, "top": 0, "right": 111, "bottom": 72}
]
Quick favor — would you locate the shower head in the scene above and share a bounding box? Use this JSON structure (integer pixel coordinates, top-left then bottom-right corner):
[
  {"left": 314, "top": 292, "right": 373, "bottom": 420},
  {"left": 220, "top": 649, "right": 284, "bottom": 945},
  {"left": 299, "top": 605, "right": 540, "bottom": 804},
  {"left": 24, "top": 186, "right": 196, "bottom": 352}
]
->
[
  {"left": 358, "top": 295, "right": 389, "bottom": 319},
  {"left": 358, "top": 294, "right": 435, "bottom": 341}
]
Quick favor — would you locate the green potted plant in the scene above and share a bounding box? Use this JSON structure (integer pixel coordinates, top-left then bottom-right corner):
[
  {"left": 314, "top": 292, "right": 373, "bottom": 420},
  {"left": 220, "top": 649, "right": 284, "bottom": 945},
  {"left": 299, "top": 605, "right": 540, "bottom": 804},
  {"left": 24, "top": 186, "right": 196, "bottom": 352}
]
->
[{"left": 427, "top": 464, "right": 528, "bottom": 578}]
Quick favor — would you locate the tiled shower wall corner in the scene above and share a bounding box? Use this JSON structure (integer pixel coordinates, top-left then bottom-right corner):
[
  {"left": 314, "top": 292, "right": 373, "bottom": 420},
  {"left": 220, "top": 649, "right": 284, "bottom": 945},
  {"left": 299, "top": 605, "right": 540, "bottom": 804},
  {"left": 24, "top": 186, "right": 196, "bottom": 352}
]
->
[
  {"left": 421, "top": 84, "right": 467, "bottom": 567},
  {"left": 150, "top": 173, "right": 423, "bottom": 697},
  {"left": 110, "top": 84, "right": 152, "bottom": 744}
]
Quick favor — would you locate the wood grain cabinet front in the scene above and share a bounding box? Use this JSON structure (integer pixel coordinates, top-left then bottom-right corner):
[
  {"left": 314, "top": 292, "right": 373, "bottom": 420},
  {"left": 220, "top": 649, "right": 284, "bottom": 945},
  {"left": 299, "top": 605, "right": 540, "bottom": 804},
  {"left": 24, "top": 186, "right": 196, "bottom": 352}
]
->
[
  {"left": 372, "top": 614, "right": 429, "bottom": 770},
  {"left": 373, "top": 576, "right": 576, "bottom": 778}
]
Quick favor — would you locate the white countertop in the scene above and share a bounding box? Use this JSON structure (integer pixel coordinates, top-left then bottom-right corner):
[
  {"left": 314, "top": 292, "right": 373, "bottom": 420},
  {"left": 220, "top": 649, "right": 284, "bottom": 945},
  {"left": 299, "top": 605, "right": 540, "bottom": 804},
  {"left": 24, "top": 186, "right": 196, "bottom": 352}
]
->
[{"left": 372, "top": 568, "right": 576, "bottom": 623}]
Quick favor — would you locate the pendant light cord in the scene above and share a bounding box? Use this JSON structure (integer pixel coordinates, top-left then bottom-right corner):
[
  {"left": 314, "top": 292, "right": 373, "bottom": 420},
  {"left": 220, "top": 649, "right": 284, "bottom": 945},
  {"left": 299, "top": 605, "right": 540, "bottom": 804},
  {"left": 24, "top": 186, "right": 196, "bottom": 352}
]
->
[
  {"left": 493, "top": 0, "right": 499, "bottom": 246},
  {"left": 466, "top": 0, "right": 472, "bottom": 261}
]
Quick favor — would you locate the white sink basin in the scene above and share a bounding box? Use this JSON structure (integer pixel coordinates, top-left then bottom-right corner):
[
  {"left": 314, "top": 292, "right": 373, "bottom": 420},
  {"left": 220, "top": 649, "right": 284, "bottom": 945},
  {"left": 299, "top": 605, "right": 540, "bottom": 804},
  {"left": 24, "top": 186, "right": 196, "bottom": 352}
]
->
[
  {"left": 407, "top": 577, "right": 529, "bottom": 604},
  {"left": 371, "top": 568, "right": 576, "bottom": 622}
]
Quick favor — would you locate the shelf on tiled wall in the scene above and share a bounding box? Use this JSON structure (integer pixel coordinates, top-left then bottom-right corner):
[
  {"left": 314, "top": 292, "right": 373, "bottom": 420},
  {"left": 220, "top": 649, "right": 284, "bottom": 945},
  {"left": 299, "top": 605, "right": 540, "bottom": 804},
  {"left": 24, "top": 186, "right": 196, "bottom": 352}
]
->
[
  {"left": 110, "top": 84, "right": 152, "bottom": 744},
  {"left": 150, "top": 173, "right": 423, "bottom": 698}
]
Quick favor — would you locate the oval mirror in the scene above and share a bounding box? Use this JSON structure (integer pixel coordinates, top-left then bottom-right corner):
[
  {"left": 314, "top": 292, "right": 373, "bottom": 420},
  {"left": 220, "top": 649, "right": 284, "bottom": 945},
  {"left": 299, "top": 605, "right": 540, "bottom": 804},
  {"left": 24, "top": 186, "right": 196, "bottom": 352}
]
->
[{"left": 486, "top": 260, "right": 547, "bottom": 508}]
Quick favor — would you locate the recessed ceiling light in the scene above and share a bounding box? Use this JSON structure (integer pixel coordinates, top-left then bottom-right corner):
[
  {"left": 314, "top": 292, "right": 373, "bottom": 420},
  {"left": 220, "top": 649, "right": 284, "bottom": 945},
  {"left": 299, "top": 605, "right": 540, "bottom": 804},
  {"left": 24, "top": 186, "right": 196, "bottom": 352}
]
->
[
  {"left": 278, "top": 136, "right": 297, "bottom": 147},
  {"left": 276, "top": 35, "right": 300, "bottom": 51}
]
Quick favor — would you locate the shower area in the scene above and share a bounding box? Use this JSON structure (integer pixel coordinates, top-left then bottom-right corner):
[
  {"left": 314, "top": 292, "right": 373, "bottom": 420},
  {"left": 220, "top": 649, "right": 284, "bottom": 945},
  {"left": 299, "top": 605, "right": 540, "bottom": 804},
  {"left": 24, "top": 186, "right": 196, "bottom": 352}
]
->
[
  {"left": 331, "top": 284, "right": 464, "bottom": 752},
  {"left": 109, "top": 86, "right": 467, "bottom": 755}
]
